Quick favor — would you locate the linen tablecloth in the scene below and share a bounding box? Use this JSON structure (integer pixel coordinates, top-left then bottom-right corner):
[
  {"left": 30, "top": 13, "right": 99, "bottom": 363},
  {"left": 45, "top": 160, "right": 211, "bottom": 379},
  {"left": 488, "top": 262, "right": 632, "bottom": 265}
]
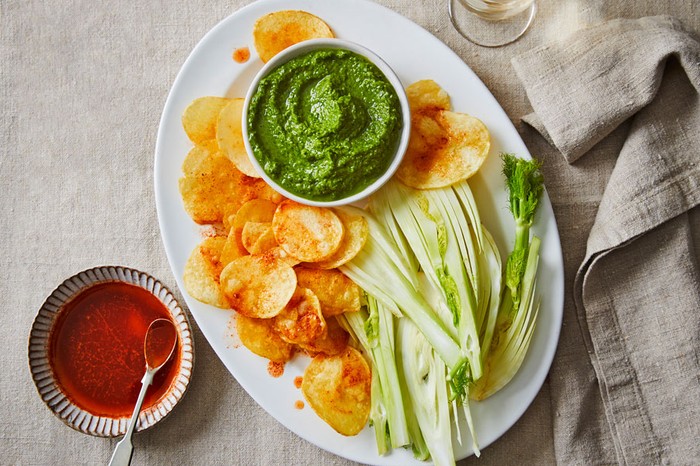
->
[
  {"left": 513, "top": 16, "right": 700, "bottom": 464},
  {"left": 2, "top": 1, "right": 698, "bottom": 464}
]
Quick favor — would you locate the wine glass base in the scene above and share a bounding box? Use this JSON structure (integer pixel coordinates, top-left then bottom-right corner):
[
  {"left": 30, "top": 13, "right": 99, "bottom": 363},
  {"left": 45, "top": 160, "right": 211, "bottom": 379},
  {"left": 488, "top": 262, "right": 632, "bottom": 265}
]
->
[{"left": 448, "top": 0, "right": 537, "bottom": 48}]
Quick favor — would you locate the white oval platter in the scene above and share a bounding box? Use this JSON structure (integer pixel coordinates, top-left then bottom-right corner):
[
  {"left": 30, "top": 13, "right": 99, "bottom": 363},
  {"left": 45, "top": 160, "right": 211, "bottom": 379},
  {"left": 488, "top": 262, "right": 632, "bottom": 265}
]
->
[{"left": 154, "top": 0, "right": 564, "bottom": 463}]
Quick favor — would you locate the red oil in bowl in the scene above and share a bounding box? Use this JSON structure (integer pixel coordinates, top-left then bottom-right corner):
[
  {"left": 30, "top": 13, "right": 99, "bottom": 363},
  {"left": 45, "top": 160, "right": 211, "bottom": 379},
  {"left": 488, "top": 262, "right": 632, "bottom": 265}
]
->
[{"left": 48, "top": 282, "right": 180, "bottom": 418}]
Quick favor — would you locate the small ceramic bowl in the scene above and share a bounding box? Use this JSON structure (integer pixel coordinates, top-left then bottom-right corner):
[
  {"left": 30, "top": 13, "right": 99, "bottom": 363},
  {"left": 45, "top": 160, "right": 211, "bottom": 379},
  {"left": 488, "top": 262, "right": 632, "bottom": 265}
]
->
[
  {"left": 242, "top": 38, "right": 411, "bottom": 207},
  {"left": 28, "top": 266, "right": 194, "bottom": 437}
]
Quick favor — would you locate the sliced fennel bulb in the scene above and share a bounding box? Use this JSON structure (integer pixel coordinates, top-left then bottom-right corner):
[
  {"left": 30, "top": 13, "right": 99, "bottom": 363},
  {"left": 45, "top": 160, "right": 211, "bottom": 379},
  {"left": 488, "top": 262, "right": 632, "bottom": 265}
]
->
[
  {"left": 339, "top": 206, "right": 464, "bottom": 370},
  {"left": 397, "top": 318, "right": 456, "bottom": 466},
  {"left": 370, "top": 180, "right": 483, "bottom": 392},
  {"left": 472, "top": 236, "right": 541, "bottom": 401},
  {"left": 338, "top": 154, "right": 544, "bottom": 462}
]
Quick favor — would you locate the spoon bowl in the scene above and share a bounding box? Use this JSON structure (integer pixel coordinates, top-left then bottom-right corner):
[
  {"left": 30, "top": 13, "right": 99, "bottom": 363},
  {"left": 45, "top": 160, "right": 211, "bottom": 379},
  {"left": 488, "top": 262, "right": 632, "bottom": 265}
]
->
[{"left": 145, "top": 318, "right": 179, "bottom": 371}]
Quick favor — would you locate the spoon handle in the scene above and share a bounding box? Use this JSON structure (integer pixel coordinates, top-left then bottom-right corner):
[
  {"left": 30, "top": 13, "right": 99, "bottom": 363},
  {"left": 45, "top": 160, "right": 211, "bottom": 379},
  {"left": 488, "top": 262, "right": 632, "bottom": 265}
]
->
[{"left": 108, "top": 370, "right": 155, "bottom": 466}]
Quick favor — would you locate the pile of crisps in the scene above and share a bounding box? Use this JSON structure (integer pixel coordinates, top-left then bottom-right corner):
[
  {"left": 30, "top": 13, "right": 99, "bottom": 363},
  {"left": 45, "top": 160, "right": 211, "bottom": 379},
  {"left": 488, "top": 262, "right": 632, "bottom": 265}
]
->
[
  {"left": 176, "top": 9, "right": 491, "bottom": 439},
  {"left": 179, "top": 10, "right": 371, "bottom": 437}
]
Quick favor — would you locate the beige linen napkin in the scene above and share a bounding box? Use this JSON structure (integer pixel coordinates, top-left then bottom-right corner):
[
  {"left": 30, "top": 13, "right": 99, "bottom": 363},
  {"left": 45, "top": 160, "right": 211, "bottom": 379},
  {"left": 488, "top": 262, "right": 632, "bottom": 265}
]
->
[{"left": 513, "top": 16, "right": 700, "bottom": 465}]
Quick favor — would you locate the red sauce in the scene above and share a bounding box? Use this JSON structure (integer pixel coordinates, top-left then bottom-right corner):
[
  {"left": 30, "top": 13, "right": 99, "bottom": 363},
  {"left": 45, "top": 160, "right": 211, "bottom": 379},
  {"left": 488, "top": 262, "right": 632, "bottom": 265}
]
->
[
  {"left": 49, "top": 282, "right": 180, "bottom": 417},
  {"left": 294, "top": 400, "right": 304, "bottom": 410},
  {"left": 232, "top": 46, "right": 250, "bottom": 63},
  {"left": 294, "top": 376, "right": 303, "bottom": 389}
]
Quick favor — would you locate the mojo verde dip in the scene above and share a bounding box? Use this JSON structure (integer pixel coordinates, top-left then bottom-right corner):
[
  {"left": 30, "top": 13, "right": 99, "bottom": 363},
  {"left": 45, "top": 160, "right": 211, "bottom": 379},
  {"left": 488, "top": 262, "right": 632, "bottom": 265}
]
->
[{"left": 247, "top": 48, "right": 402, "bottom": 201}]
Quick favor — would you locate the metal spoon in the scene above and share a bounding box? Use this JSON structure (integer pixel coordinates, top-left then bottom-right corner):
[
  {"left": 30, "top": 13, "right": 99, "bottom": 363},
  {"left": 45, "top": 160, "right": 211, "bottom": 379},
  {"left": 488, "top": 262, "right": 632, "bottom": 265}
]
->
[{"left": 109, "top": 318, "right": 178, "bottom": 466}]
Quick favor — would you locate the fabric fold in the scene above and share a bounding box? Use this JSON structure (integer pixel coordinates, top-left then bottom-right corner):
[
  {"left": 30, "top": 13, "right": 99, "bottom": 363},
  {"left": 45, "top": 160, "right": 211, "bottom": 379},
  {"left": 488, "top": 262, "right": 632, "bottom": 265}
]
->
[
  {"left": 513, "top": 15, "right": 700, "bottom": 465},
  {"left": 512, "top": 15, "right": 700, "bottom": 163}
]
